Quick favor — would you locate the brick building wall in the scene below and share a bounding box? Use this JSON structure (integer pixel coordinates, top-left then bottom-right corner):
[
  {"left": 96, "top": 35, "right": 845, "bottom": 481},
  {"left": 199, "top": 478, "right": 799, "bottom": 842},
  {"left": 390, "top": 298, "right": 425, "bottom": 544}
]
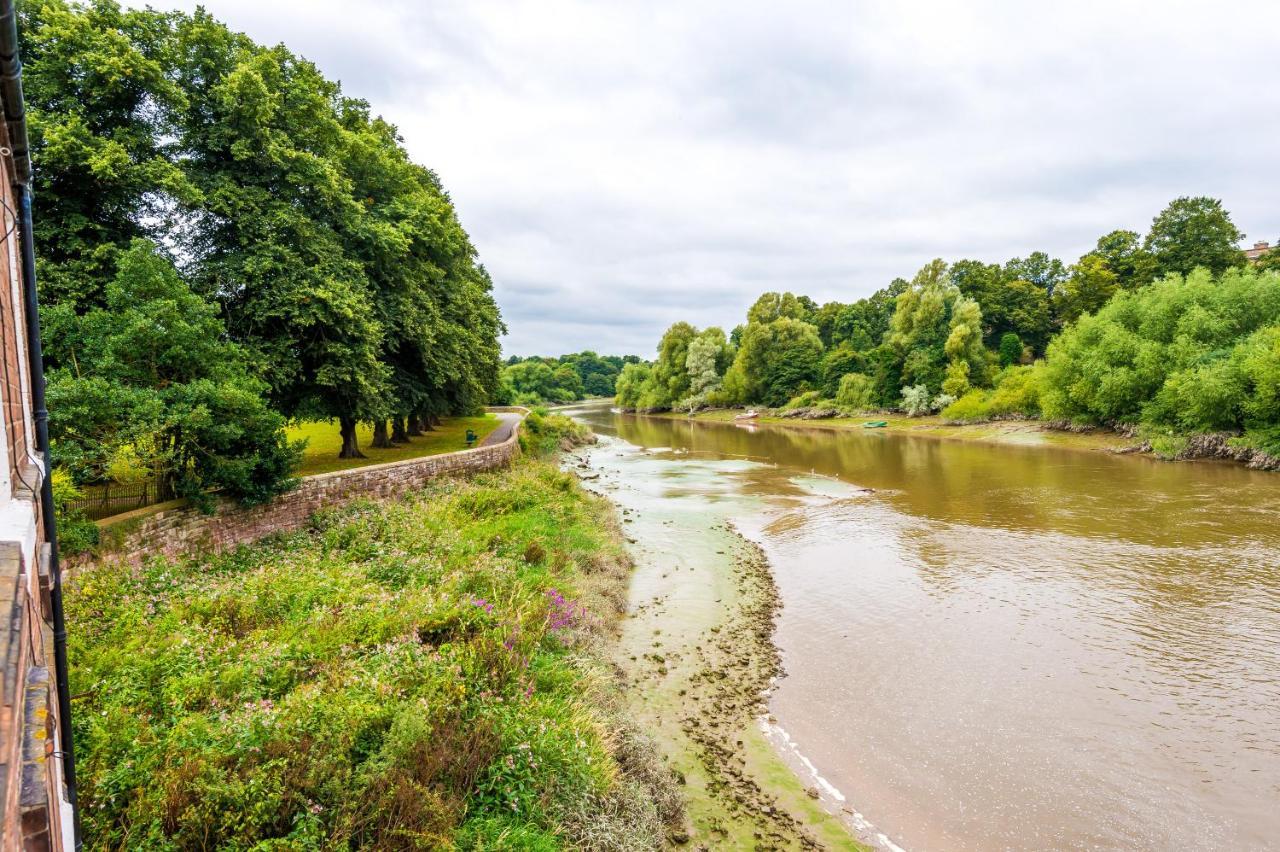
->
[{"left": 0, "top": 110, "right": 70, "bottom": 849}]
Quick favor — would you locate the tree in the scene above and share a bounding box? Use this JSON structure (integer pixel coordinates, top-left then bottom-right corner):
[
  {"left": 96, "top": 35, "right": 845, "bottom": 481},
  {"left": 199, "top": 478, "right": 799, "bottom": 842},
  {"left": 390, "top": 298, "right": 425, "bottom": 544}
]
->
[
  {"left": 1091, "top": 230, "right": 1157, "bottom": 290},
  {"left": 1144, "top": 196, "right": 1245, "bottom": 278},
  {"left": 649, "top": 322, "right": 698, "bottom": 408},
  {"left": 1041, "top": 266, "right": 1280, "bottom": 436},
  {"left": 1004, "top": 252, "right": 1067, "bottom": 299},
  {"left": 614, "top": 362, "right": 654, "bottom": 410},
  {"left": 46, "top": 241, "right": 300, "bottom": 508},
  {"left": 21, "top": 0, "right": 196, "bottom": 314},
  {"left": 998, "top": 332, "right": 1024, "bottom": 367},
  {"left": 746, "top": 292, "right": 816, "bottom": 326},
  {"left": 722, "top": 318, "right": 823, "bottom": 407},
  {"left": 680, "top": 328, "right": 730, "bottom": 410},
  {"left": 951, "top": 260, "right": 1053, "bottom": 353},
  {"left": 1055, "top": 254, "right": 1119, "bottom": 324},
  {"left": 834, "top": 373, "right": 875, "bottom": 410},
  {"left": 888, "top": 259, "right": 988, "bottom": 398}
]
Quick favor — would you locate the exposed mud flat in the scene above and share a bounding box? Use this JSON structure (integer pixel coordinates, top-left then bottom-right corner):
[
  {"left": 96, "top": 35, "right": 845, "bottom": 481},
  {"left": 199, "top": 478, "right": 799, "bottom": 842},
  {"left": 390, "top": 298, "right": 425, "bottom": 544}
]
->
[{"left": 564, "top": 438, "right": 866, "bottom": 850}]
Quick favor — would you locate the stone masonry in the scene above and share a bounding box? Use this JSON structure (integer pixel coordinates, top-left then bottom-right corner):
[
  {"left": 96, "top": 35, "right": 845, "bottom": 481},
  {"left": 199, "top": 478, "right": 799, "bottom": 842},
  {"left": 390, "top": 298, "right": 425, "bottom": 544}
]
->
[{"left": 81, "top": 410, "right": 526, "bottom": 569}]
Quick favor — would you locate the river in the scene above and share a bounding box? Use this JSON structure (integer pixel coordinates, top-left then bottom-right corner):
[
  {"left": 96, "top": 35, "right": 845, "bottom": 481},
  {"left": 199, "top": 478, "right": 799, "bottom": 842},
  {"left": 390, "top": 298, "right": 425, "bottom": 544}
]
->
[{"left": 563, "top": 402, "right": 1280, "bottom": 851}]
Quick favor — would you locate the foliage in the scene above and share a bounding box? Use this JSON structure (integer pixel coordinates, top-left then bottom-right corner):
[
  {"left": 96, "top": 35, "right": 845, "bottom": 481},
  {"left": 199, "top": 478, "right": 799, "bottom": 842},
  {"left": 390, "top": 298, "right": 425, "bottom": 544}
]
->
[
  {"left": 46, "top": 241, "right": 302, "bottom": 508},
  {"left": 1144, "top": 196, "right": 1246, "bottom": 278},
  {"left": 679, "top": 327, "right": 731, "bottom": 411},
  {"left": 613, "top": 363, "right": 656, "bottom": 410},
  {"left": 723, "top": 317, "right": 823, "bottom": 407},
  {"left": 834, "top": 373, "right": 875, "bottom": 410},
  {"left": 1055, "top": 254, "right": 1118, "bottom": 324},
  {"left": 51, "top": 468, "right": 98, "bottom": 555},
  {"left": 1091, "top": 229, "right": 1157, "bottom": 290},
  {"left": 998, "top": 332, "right": 1024, "bottom": 367},
  {"left": 518, "top": 411, "right": 593, "bottom": 457},
  {"left": 496, "top": 352, "right": 636, "bottom": 404},
  {"left": 68, "top": 461, "right": 680, "bottom": 849},
  {"left": 23, "top": 0, "right": 502, "bottom": 469},
  {"left": 900, "top": 384, "right": 934, "bottom": 416},
  {"left": 1041, "top": 267, "right": 1280, "bottom": 445},
  {"left": 888, "top": 259, "right": 988, "bottom": 398},
  {"left": 942, "top": 366, "right": 1043, "bottom": 422},
  {"left": 783, "top": 390, "right": 824, "bottom": 410}
]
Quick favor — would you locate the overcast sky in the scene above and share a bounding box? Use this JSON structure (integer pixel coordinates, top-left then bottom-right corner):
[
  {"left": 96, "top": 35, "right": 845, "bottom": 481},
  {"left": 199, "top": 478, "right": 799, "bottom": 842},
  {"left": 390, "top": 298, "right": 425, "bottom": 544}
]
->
[{"left": 132, "top": 0, "right": 1280, "bottom": 357}]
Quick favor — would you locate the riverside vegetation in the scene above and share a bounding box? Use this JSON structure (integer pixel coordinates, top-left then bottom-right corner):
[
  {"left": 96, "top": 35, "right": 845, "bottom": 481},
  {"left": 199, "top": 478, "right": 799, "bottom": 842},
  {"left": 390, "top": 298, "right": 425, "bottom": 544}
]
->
[
  {"left": 24, "top": 0, "right": 503, "bottom": 521},
  {"left": 67, "top": 413, "right": 688, "bottom": 849},
  {"left": 615, "top": 197, "right": 1280, "bottom": 467}
]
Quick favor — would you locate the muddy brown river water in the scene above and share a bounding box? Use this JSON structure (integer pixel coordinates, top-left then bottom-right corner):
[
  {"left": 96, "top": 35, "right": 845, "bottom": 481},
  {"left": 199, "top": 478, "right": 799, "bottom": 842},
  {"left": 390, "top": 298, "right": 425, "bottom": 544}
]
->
[{"left": 565, "top": 403, "right": 1280, "bottom": 851}]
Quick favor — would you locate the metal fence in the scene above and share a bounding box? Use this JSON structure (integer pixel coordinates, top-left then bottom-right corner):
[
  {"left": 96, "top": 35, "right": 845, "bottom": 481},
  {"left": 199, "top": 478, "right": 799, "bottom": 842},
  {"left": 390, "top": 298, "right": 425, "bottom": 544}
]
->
[{"left": 67, "top": 480, "right": 168, "bottom": 520}]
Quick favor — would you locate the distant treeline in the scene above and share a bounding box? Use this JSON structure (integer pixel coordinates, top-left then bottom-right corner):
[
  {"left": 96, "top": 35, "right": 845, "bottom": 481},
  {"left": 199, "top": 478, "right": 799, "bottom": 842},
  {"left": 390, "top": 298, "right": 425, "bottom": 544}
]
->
[
  {"left": 24, "top": 1, "right": 502, "bottom": 508},
  {"left": 617, "top": 197, "right": 1280, "bottom": 457},
  {"left": 494, "top": 352, "right": 644, "bottom": 405}
]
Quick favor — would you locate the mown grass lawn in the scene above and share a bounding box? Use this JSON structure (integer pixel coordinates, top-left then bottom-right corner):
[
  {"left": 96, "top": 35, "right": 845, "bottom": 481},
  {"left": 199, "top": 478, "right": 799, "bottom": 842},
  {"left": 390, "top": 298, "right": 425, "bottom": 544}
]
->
[{"left": 289, "top": 414, "right": 500, "bottom": 477}]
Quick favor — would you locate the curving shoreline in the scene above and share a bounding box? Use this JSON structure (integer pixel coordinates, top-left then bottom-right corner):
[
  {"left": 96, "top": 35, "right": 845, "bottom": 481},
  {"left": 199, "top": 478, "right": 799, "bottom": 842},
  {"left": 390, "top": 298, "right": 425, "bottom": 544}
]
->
[{"left": 566, "top": 436, "right": 868, "bottom": 850}]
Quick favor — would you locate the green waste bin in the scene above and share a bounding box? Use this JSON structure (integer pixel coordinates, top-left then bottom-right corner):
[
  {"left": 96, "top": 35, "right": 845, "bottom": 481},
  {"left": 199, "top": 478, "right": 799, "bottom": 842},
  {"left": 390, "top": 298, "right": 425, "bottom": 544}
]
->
[{"left": 465, "top": 429, "right": 477, "bottom": 446}]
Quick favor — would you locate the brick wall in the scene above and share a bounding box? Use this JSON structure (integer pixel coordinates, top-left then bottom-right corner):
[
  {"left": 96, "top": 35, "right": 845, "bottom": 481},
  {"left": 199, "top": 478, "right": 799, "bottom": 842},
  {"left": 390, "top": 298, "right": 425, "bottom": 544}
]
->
[{"left": 82, "top": 413, "right": 526, "bottom": 568}]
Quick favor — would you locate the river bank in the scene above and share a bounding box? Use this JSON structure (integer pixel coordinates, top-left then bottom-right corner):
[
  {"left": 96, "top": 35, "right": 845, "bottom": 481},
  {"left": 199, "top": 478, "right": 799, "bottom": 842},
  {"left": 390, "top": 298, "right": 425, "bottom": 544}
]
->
[
  {"left": 66, "top": 416, "right": 693, "bottom": 849},
  {"left": 643, "top": 408, "right": 1134, "bottom": 454},
  {"left": 565, "top": 432, "right": 872, "bottom": 850}
]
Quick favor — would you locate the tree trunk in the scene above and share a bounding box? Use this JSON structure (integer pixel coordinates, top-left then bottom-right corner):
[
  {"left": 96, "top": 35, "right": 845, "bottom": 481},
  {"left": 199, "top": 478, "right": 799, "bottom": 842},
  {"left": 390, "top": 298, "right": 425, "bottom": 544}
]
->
[
  {"left": 429, "top": 413, "right": 443, "bottom": 428},
  {"left": 406, "top": 413, "right": 424, "bottom": 436},
  {"left": 418, "top": 411, "right": 436, "bottom": 431},
  {"left": 371, "top": 419, "right": 394, "bottom": 449},
  {"left": 338, "top": 416, "right": 365, "bottom": 458},
  {"left": 391, "top": 416, "right": 409, "bottom": 443}
]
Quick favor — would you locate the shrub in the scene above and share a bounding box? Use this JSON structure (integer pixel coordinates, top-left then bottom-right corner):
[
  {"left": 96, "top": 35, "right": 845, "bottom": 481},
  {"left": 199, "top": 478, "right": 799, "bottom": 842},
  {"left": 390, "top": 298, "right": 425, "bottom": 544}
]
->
[
  {"left": 519, "top": 410, "right": 592, "bottom": 457},
  {"left": 941, "top": 365, "right": 1042, "bottom": 421},
  {"left": 51, "top": 469, "right": 98, "bottom": 555},
  {"left": 901, "top": 384, "right": 933, "bottom": 416},
  {"left": 783, "top": 390, "right": 824, "bottom": 409},
  {"left": 834, "top": 372, "right": 875, "bottom": 410}
]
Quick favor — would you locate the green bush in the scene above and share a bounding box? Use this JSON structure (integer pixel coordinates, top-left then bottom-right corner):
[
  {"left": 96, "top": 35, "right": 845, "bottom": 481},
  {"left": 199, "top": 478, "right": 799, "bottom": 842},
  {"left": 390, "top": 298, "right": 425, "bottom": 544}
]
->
[
  {"left": 941, "top": 365, "right": 1042, "bottom": 421},
  {"left": 68, "top": 462, "right": 678, "bottom": 849},
  {"left": 783, "top": 390, "right": 824, "bottom": 409},
  {"left": 1042, "top": 266, "right": 1280, "bottom": 430},
  {"left": 834, "top": 372, "right": 875, "bottom": 410},
  {"left": 518, "top": 410, "right": 592, "bottom": 457},
  {"left": 51, "top": 469, "right": 98, "bottom": 555}
]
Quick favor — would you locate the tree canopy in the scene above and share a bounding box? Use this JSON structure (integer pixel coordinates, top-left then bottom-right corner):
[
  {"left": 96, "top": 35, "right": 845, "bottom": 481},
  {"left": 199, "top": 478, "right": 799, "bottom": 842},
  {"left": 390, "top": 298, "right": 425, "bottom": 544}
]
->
[{"left": 23, "top": 0, "right": 504, "bottom": 490}]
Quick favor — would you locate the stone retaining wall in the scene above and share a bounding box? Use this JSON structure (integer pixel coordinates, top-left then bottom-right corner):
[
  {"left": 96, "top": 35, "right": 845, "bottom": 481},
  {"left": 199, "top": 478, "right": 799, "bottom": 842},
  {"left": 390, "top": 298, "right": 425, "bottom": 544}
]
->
[{"left": 84, "top": 411, "right": 526, "bottom": 567}]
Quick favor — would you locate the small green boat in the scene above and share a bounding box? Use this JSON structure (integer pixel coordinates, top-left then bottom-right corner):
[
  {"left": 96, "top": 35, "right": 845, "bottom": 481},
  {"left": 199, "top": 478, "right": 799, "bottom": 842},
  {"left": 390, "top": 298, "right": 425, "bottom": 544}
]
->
[{"left": 862, "top": 420, "right": 887, "bottom": 428}]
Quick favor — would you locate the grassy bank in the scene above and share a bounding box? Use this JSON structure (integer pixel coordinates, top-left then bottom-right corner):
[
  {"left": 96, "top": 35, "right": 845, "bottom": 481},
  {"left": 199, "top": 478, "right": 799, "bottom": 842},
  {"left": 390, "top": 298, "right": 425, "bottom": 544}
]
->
[
  {"left": 67, "top": 419, "right": 682, "bottom": 849},
  {"left": 289, "top": 415, "right": 501, "bottom": 476},
  {"left": 650, "top": 408, "right": 1133, "bottom": 454}
]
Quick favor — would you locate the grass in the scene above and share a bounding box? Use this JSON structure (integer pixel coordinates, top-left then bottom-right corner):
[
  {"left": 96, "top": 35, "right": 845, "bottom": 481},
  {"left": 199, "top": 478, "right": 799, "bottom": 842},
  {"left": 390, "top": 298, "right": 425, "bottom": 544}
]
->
[
  {"left": 289, "top": 415, "right": 501, "bottom": 477},
  {"left": 67, "top": 448, "right": 681, "bottom": 849}
]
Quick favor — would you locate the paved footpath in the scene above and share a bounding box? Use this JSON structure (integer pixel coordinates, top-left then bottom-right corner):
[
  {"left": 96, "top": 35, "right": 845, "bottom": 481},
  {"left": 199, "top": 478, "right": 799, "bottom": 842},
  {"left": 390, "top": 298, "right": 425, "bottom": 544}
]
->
[{"left": 480, "top": 411, "right": 522, "bottom": 446}]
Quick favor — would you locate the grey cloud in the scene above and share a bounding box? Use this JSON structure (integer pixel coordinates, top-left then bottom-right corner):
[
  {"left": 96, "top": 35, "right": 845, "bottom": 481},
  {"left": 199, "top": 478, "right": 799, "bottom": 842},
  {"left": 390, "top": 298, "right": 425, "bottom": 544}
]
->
[{"left": 130, "top": 0, "right": 1280, "bottom": 356}]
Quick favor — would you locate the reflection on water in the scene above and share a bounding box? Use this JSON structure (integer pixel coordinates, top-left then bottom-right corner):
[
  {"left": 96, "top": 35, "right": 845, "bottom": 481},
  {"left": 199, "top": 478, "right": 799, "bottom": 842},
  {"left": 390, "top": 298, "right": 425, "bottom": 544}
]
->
[{"left": 566, "top": 404, "right": 1280, "bottom": 851}]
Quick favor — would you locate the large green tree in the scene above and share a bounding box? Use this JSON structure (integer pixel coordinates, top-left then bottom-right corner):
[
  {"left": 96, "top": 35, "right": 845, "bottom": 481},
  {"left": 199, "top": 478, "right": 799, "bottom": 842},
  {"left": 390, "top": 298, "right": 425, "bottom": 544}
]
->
[
  {"left": 888, "top": 259, "right": 988, "bottom": 397},
  {"left": 1144, "top": 196, "right": 1246, "bottom": 278},
  {"left": 723, "top": 318, "right": 823, "bottom": 407},
  {"left": 46, "top": 241, "right": 300, "bottom": 507}
]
